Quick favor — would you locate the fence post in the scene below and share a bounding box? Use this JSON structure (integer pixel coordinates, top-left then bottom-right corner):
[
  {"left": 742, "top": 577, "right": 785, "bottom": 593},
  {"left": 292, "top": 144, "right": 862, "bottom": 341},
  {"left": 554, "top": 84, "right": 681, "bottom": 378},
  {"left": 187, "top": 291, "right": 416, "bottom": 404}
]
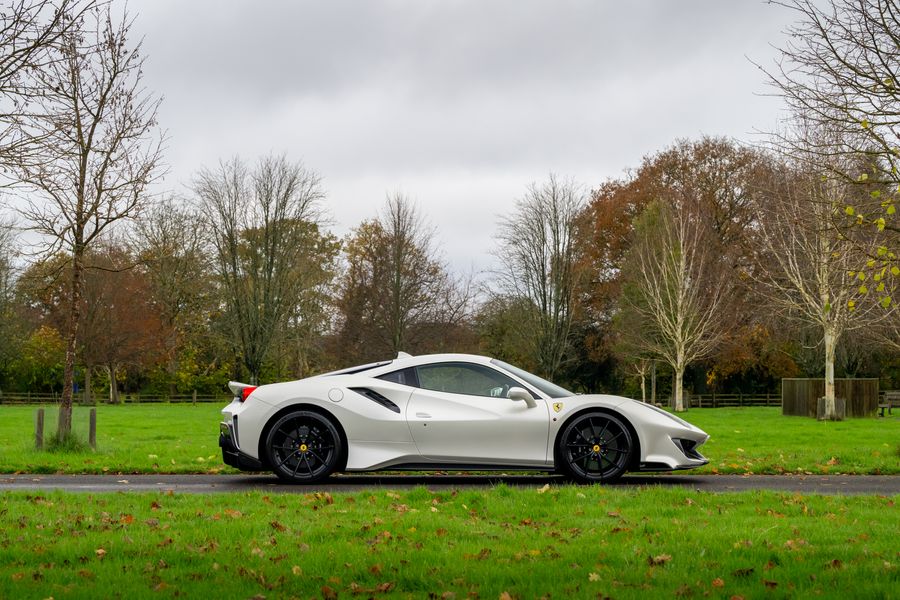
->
[
  {"left": 88, "top": 408, "right": 96, "bottom": 449},
  {"left": 192, "top": 390, "right": 197, "bottom": 405},
  {"left": 739, "top": 391, "right": 743, "bottom": 407},
  {"left": 35, "top": 408, "right": 44, "bottom": 450}
]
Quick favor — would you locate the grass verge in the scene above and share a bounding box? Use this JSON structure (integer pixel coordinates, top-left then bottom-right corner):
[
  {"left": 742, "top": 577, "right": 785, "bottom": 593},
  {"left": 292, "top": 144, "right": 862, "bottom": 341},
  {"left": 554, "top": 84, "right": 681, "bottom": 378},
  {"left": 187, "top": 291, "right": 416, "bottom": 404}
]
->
[
  {"left": 1, "top": 486, "right": 897, "bottom": 599},
  {"left": 0, "top": 404, "right": 897, "bottom": 475}
]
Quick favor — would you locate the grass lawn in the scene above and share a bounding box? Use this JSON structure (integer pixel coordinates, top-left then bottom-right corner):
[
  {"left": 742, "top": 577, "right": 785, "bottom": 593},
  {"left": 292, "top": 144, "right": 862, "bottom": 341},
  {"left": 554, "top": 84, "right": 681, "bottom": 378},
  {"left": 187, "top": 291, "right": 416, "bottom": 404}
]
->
[
  {"left": 1, "top": 486, "right": 897, "bottom": 599},
  {"left": 0, "top": 404, "right": 228, "bottom": 475},
  {"left": 0, "top": 404, "right": 897, "bottom": 475}
]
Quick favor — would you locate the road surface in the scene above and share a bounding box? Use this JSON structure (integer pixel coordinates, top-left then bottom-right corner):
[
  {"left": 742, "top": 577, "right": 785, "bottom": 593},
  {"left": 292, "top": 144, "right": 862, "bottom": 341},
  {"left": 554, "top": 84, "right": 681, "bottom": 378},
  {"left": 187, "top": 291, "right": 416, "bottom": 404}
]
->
[{"left": 1, "top": 473, "right": 898, "bottom": 495}]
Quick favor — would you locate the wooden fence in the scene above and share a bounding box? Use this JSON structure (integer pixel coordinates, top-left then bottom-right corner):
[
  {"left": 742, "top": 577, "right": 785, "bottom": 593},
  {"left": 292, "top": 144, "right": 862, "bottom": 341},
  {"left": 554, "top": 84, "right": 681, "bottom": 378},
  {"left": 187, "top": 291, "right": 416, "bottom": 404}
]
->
[
  {"left": 781, "top": 378, "right": 880, "bottom": 417},
  {"left": 0, "top": 392, "right": 231, "bottom": 405},
  {"left": 686, "top": 393, "right": 780, "bottom": 408}
]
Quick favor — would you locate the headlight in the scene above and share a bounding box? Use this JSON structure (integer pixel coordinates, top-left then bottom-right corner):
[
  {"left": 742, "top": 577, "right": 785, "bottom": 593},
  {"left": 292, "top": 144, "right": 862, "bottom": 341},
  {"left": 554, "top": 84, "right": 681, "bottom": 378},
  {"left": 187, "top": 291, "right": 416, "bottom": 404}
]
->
[{"left": 640, "top": 402, "right": 692, "bottom": 428}]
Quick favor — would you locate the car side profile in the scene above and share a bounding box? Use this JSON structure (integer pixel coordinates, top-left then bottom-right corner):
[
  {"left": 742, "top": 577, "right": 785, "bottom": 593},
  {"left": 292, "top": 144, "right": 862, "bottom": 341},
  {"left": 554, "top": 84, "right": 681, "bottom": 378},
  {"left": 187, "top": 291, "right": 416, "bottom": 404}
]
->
[{"left": 219, "top": 353, "right": 709, "bottom": 483}]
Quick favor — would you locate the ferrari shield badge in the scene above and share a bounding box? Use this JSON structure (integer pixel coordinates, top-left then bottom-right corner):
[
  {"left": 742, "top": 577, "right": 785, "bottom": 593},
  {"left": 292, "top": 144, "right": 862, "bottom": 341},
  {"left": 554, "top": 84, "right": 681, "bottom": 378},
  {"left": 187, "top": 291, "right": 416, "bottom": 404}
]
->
[{"left": 553, "top": 402, "right": 564, "bottom": 413}]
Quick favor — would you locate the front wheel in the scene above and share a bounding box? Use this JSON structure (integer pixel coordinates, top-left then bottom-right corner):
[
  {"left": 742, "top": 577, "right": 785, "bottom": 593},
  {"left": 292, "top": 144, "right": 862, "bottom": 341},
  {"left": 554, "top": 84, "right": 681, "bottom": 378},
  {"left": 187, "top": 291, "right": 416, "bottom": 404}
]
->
[
  {"left": 266, "top": 410, "right": 342, "bottom": 483},
  {"left": 557, "top": 412, "right": 633, "bottom": 483}
]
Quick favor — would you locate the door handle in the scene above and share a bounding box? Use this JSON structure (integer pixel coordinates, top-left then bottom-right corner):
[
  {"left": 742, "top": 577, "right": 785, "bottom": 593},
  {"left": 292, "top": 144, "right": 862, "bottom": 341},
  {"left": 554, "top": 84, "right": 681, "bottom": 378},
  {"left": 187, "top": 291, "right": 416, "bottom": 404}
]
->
[{"left": 415, "top": 412, "right": 431, "bottom": 419}]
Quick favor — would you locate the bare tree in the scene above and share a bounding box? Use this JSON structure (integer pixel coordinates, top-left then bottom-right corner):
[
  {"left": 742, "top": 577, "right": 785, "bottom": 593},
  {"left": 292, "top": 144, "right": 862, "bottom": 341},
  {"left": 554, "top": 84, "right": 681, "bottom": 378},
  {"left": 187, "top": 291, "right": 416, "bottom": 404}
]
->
[
  {"left": 762, "top": 0, "right": 900, "bottom": 295},
  {"left": 0, "top": 0, "right": 96, "bottom": 167},
  {"left": 750, "top": 161, "right": 888, "bottom": 419},
  {"left": 335, "top": 193, "right": 471, "bottom": 362},
  {"left": 9, "top": 5, "right": 163, "bottom": 439},
  {"left": 194, "top": 154, "right": 327, "bottom": 384},
  {"left": 132, "top": 196, "right": 214, "bottom": 392},
  {"left": 496, "top": 174, "right": 586, "bottom": 380},
  {"left": 619, "top": 201, "right": 733, "bottom": 412},
  {"left": 0, "top": 220, "right": 20, "bottom": 382}
]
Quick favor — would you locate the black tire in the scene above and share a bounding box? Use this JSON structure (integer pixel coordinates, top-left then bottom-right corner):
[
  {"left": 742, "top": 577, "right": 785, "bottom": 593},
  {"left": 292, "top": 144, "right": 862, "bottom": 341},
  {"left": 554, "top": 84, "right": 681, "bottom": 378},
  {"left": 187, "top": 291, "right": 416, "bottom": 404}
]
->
[
  {"left": 557, "top": 412, "right": 633, "bottom": 483},
  {"left": 266, "top": 410, "right": 342, "bottom": 483}
]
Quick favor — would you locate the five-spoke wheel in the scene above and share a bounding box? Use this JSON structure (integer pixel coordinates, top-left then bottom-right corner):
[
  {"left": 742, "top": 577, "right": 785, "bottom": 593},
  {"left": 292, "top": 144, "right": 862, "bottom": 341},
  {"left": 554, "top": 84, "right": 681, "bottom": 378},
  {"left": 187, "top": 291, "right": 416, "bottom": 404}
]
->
[
  {"left": 266, "top": 410, "right": 342, "bottom": 483},
  {"left": 557, "top": 412, "right": 633, "bottom": 483}
]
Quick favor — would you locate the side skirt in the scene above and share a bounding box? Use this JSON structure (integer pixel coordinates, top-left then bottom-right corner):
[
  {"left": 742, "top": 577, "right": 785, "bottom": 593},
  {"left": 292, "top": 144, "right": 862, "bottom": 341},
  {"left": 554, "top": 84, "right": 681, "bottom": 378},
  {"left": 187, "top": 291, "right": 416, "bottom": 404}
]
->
[{"left": 353, "top": 463, "right": 553, "bottom": 472}]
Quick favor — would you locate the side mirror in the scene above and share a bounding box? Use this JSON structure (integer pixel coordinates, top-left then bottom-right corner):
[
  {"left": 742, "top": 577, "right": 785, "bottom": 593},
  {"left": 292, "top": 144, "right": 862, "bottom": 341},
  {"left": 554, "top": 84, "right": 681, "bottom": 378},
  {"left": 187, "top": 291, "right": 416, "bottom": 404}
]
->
[{"left": 508, "top": 386, "right": 537, "bottom": 408}]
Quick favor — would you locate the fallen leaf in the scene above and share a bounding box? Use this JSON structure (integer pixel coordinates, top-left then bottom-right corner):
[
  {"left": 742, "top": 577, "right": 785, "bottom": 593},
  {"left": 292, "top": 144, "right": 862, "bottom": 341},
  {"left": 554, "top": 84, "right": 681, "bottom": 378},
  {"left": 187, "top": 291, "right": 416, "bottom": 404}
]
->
[
  {"left": 827, "top": 559, "right": 843, "bottom": 569},
  {"left": 94, "top": 548, "right": 106, "bottom": 559},
  {"left": 588, "top": 572, "right": 601, "bottom": 582},
  {"left": 270, "top": 520, "right": 286, "bottom": 532},
  {"left": 731, "top": 568, "right": 754, "bottom": 578},
  {"left": 762, "top": 579, "right": 778, "bottom": 589},
  {"left": 537, "top": 484, "right": 550, "bottom": 494},
  {"left": 712, "top": 577, "right": 725, "bottom": 588},
  {"left": 648, "top": 554, "right": 672, "bottom": 566},
  {"left": 499, "top": 593, "right": 513, "bottom": 600},
  {"left": 291, "top": 566, "right": 302, "bottom": 576},
  {"left": 321, "top": 585, "right": 337, "bottom": 599}
]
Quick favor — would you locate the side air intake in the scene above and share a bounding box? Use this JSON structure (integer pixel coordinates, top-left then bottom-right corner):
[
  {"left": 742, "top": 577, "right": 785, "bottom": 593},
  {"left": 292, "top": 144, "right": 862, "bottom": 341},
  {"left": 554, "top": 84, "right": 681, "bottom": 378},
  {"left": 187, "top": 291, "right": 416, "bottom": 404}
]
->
[{"left": 349, "top": 387, "right": 401, "bottom": 414}]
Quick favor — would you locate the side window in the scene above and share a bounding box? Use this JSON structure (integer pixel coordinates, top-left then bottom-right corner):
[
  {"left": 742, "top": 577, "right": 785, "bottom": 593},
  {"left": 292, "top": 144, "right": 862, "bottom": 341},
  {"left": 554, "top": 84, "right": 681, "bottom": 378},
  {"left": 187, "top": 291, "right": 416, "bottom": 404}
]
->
[
  {"left": 415, "top": 363, "right": 523, "bottom": 398},
  {"left": 377, "top": 367, "right": 419, "bottom": 387}
]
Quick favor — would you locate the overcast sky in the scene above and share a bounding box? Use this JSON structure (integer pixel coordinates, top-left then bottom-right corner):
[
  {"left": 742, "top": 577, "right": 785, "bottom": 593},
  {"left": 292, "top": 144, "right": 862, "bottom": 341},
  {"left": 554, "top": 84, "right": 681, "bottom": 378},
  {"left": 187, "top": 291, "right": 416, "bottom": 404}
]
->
[{"left": 131, "top": 0, "right": 794, "bottom": 274}]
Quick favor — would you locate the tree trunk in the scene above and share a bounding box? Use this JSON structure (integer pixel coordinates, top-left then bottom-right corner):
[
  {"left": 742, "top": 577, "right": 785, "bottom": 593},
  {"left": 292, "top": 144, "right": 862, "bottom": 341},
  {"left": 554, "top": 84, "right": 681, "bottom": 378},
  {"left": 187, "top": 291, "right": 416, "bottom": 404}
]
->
[
  {"left": 674, "top": 365, "right": 685, "bottom": 412},
  {"left": 651, "top": 360, "right": 657, "bottom": 404},
  {"left": 58, "top": 251, "right": 85, "bottom": 440},
  {"left": 639, "top": 371, "right": 646, "bottom": 402},
  {"left": 823, "top": 325, "right": 837, "bottom": 420},
  {"left": 107, "top": 364, "right": 121, "bottom": 404},
  {"left": 84, "top": 366, "right": 92, "bottom": 405}
]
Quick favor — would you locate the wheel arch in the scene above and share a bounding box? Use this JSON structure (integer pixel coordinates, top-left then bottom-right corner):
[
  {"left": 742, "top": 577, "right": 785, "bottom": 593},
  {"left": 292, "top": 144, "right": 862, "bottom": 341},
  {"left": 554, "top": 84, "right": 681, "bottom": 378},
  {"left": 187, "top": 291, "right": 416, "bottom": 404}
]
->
[
  {"left": 257, "top": 402, "right": 349, "bottom": 472},
  {"left": 553, "top": 407, "right": 642, "bottom": 472}
]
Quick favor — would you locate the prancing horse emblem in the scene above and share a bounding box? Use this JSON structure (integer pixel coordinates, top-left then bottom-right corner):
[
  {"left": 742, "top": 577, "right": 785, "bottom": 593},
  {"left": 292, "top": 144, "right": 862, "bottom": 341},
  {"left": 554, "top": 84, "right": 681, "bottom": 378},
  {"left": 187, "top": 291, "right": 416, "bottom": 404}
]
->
[{"left": 553, "top": 402, "right": 564, "bottom": 413}]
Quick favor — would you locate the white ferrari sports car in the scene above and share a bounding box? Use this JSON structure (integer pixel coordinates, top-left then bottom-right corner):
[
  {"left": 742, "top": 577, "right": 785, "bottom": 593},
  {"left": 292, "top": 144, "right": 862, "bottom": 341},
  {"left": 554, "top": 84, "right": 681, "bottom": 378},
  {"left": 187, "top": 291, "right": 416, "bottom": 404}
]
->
[{"left": 219, "top": 353, "right": 709, "bottom": 483}]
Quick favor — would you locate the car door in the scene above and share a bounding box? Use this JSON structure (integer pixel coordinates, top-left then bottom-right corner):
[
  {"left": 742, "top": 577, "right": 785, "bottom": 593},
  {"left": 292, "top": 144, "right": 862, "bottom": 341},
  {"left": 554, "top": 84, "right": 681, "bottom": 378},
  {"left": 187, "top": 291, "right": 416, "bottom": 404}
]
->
[{"left": 405, "top": 362, "right": 550, "bottom": 465}]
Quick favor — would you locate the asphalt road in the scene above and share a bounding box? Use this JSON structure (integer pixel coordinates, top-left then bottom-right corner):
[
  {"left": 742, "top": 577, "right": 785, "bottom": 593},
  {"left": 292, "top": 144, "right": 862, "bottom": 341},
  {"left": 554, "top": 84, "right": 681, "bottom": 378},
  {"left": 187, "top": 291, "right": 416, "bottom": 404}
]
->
[{"left": 1, "top": 473, "right": 898, "bottom": 495}]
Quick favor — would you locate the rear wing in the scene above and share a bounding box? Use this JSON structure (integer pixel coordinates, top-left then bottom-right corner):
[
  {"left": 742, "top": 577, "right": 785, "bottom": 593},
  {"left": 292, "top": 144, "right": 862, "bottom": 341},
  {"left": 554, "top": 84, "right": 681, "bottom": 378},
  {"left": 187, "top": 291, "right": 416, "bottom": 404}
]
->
[{"left": 228, "top": 381, "right": 255, "bottom": 399}]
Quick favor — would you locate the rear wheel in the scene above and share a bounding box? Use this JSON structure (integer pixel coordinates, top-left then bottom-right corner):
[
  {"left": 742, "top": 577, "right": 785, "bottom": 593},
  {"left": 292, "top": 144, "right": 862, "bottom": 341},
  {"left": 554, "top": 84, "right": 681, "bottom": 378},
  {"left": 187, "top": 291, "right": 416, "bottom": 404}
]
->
[
  {"left": 557, "top": 412, "right": 633, "bottom": 483},
  {"left": 266, "top": 410, "right": 342, "bottom": 483}
]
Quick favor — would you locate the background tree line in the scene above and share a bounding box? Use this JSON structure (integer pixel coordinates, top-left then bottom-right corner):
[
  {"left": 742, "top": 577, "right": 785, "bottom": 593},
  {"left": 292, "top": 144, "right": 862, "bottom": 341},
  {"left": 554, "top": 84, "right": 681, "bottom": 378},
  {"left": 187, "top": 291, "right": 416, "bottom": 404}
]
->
[{"left": 0, "top": 0, "right": 897, "bottom": 437}]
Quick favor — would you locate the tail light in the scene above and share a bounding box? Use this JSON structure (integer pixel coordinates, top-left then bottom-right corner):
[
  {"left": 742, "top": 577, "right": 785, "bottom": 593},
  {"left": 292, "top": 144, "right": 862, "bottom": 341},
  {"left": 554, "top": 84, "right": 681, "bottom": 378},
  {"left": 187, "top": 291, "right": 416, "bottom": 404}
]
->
[{"left": 241, "top": 386, "right": 258, "bottom": 402}]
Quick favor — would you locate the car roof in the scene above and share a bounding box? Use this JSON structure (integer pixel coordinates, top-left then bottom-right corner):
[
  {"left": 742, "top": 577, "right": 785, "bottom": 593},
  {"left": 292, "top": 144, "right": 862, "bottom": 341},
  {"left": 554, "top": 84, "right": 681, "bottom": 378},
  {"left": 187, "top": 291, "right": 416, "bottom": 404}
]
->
[{"left": 366, "top": 353, "right": 494, "bottom": 375}]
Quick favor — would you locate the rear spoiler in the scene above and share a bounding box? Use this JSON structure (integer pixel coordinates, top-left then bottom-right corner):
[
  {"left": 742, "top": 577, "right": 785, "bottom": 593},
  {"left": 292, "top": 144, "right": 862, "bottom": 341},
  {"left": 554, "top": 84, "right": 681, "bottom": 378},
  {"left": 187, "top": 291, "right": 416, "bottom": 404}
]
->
[{"left": 228, "top": 381, "right": 255, "bottom": 399}]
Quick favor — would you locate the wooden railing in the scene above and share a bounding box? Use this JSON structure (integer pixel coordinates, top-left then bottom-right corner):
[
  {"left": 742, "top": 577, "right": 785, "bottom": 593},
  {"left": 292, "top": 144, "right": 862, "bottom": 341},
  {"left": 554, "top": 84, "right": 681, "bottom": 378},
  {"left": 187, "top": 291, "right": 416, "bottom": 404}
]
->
[
  {"left": 0, "top": 392, "right": 231, "bottom": 405},
  {"left": 687, "top": 393, "right": 780, "bottom": 408}
]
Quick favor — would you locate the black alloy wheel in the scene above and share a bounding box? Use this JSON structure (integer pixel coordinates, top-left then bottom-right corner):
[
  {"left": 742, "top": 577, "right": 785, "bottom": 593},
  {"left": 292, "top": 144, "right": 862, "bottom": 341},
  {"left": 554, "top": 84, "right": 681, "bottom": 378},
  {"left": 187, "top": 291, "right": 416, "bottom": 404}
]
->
[
  {"left": 266, "top": 410, "right": 342, "bottom": 483},
  {"left": 557, "top": 412, "right": 633, "bottom": 483}
]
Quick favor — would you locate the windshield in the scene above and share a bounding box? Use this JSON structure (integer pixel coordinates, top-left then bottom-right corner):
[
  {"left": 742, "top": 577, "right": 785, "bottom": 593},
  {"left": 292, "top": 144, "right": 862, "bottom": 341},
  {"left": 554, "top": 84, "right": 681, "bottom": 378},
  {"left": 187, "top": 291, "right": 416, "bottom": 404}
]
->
[{"left": 490, "top": 359, "right": 573, "bottom": 399}]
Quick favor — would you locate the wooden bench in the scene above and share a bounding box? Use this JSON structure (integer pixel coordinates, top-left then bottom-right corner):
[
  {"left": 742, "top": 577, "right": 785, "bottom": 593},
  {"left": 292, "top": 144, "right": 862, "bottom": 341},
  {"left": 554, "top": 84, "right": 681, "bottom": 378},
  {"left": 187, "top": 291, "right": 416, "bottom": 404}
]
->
[{"left": 878, "top": 391, "right": 900, "bottom": 417}]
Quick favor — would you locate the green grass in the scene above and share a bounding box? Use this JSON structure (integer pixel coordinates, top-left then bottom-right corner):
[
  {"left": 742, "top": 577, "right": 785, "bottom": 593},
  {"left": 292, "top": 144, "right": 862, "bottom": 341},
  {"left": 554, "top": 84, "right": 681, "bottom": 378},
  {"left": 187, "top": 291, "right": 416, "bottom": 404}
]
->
[
  {"left": 0, "top": 486, "right": 897, "bottom": 599},
  {"left": 686, "top": 408, "right": 900, "bottom": 475},
  {"left": 0, "top": 404, "right": 229, "bottom": 475},
  {"left": 0, "top": 404, "right": 897, "bottom": 475}
]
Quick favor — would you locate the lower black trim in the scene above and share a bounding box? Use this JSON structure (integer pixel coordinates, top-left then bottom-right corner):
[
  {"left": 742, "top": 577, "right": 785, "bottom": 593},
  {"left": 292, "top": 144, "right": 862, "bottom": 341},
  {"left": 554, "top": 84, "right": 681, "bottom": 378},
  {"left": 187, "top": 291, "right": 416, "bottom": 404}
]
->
[
  {"left": 378, "top": 463, "right": 551, "bottom": 472},
  {"left": 219, "top": 432, "right": 266, "bottom": 471},
  {"left": 638, "top": 460, "right": 709, "bottom": 472}
]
